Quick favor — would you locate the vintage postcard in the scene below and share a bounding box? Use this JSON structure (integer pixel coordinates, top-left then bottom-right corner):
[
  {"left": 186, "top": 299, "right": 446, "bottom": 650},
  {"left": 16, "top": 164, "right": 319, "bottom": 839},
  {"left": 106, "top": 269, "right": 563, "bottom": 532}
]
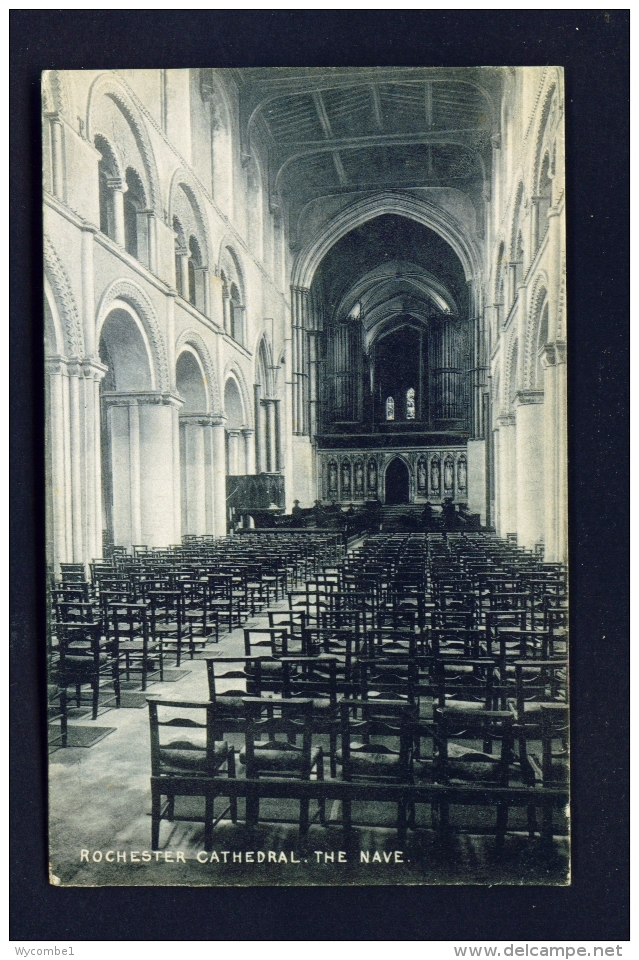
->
[{"left": 44, "top": 66, "right": 568, "bottom": 886}]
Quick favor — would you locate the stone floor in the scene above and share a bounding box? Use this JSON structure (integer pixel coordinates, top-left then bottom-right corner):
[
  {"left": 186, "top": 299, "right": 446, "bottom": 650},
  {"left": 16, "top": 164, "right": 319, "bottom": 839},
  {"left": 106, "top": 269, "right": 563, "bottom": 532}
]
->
[{"left": 48, "top": 601, "right": 569, "bottom": 888}]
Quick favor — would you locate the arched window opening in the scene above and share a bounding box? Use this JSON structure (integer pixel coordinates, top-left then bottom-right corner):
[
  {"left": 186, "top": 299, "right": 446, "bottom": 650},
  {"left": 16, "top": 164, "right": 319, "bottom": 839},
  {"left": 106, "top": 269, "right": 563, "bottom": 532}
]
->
[
  {"left": 508, "top": 341, "right": 519, "bottom": 408},
  {"left": 374, "top": 325, "right": 423, "bottom": 423},
  {"left": 230, "top": 282, "right": 244, "bottom": 346},
  {"left": 188, "top": 236, "right": 202, "bottom": 308},
  {"left": 95, "top": 136, "right": 119, "bottom": 242},
  {"left": 537, "top": 153, "right": 552, "bottom": 247},
  {"left": 514, "top": 231, "right": 524, "bottom": 289},
  {"left": 173, "top": 217, "right": 187, "bottom": 299},
  {"left": 535, "top": 302, "right": 549, "bottom": 389},
  {"left": 406, "top": 387, "right": 416, "bottom": 420},
  {"left": 123, "top": 167, "right": 147, "bottom": 262},
  {"left": 220, "top": 249, "right": 246, "bottom": 345}
]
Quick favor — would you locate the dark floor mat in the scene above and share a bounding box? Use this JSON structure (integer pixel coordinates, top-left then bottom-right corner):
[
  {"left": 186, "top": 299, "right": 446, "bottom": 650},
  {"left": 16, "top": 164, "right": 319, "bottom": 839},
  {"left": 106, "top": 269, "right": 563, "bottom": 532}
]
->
[
  {"left": 150, "top": 669, "right": 191, "bottom": 682},
  {"left": 47, "top": 705, "right": 89, "bottom": 721},
  {"left": 48, "top": 724, "right": 116, "bottom": 750},
  {"left": 117, "top": 691, "right": 150, "bottom": 708}
]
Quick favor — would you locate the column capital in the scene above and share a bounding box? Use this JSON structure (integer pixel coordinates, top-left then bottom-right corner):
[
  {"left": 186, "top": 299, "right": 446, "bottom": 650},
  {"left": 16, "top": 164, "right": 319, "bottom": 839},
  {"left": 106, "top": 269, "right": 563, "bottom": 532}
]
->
[
  {"left": 210, "top": 414, "right": 228, "bottom": 427},
  {"left": 106, "top": 176, "right": 125, "bottom": 193},
  {"left": 241, "top": 426, "right": 254, "bottom": 437},
  {"left": 496, "top": 413, "right": 516, "bottom": 428},
  {"left": 101, "top": 390, "right": 184, "bottom": 409},
  {"left": 81, "top": 220, "right": 99, "bottom": 235},
  {"left": 515, "top": 389, "right": 544, "bottom": 407},
  {"left": 226, "top": 427, "right": 242, "bottom": 438},
  {"left": 179, "top": 413, "right": 215, "bottom": 427},
  {"left": 541, "top": 341, "right": 567, "bottom": 367}
]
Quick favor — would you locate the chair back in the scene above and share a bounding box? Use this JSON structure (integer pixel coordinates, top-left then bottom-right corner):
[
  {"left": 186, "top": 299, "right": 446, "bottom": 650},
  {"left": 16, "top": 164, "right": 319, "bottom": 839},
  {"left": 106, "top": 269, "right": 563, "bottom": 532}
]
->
[
  {"left": 147, "top": 698, "right": 222, "bottom": 779},
  {"left": 242, "top": 697, "right": 314, "bottom": 779}
]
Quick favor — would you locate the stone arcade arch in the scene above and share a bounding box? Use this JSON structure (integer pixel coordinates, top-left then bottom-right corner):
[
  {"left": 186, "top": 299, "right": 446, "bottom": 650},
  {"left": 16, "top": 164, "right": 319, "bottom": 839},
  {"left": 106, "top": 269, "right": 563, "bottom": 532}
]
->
[{"left": 99, "top": 303, "right": 181, "bottom": 551}]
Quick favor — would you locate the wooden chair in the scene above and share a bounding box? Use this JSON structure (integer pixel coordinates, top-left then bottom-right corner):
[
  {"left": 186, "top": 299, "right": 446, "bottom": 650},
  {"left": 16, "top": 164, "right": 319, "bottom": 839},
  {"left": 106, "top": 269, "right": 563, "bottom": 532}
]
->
[
  {"left": 206, "top": 656, "right": 271, "bottom": 731},
  {"left": 526, "top": 703, "right": 569, "bottom": 844},
  {"left": 56, "top": 621, "right": 120, "bottom": 744},
  {"left": 429, "top": 706, "right": 521, "bottom": 850},
  {"left": 240, "top": 697, "right": 325, "bottom": 836},
  {"left": 338, "top": 699, "right": 415, "bottom": 843},
  {"left": 107, "top": 600, "right": 159, "bottom": 691},
  {"left": 147, "top": 698, "right": 237, "bottom": 850},
  {"left": 280, "top": 655, "right": 340, "bottom": 777}
]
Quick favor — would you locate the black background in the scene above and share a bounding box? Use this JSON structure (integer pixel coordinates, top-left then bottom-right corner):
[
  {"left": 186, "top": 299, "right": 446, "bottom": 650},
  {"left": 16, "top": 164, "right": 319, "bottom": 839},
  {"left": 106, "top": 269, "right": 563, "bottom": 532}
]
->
[{"left": 10, "top": 9, "right": 630, "bottom": 941}]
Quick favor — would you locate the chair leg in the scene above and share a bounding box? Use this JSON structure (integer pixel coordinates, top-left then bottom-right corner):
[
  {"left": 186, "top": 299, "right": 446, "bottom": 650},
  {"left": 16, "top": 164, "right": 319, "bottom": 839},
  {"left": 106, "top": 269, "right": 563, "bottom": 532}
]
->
[
  {"left": 151, "top": 786, "right": 161, "bottom": 850},
  {"left": 495, "top": 803, "right": 508, "bottom": 854},
  {"left": 167, "top": 794, "right": 175, "bottom": 820},
  {"left": 342, "top": 797, "right": 352, "bottom": 837},
  {"left": 299, "top": 798, "right": 310, "bottom": 837},
  {"left": 246, "top": 782, "right": 259, "bottom": 829},
  {"left": 59, "top": 687, "right": 68, "bottom": 748},
  {"left": 204, "top": 792, "right": 215, "bottom": 851},
  {"left": 316, "top": 749, "right": 326, "bottom": 825},
  {"left": 228, "top": 749, "right": 238, "bottom": 822},
  {"left": 91, "top": 681, "right": 99, "bottom": 720},
  {"left": 329, "top": 731, "right": 337, "bottom": 779},
  {"left": 397, "top": 799, "right": 407, "bottom": 847}
]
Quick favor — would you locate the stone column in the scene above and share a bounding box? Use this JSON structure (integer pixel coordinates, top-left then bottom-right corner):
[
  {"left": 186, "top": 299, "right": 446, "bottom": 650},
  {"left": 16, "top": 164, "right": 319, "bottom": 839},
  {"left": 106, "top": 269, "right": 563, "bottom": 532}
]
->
[
  {"left": 176, "top": 248, "right": 190, "bottom": 301},
  {"left": 103, "top": 392, "right": 183, "bottom": 550},
  {"left": 227, "top": 429, "right": 242, "bottom": 476},
  {"left": 146, "top": 210, "right": 157, "bottom": 273},
  {"left": 496, "top": 414, "right": 517, "bottom": 540},
  {"left": 179, "top": 414, "right": 208, "bottom": 536},
  {"left": 49, "top": 114, "right": 65, "bottom": 201},
  {"left": 202, "top": 418, "right": 215, "bottom": 535},
  {"left": 211, "top": 415, "right": 228, "bottom": 537},
  {"left": 242, "top": 427, "right": 255, "bottom": 475},
  {"left": 46, "top": 358, "right": 70, "bottom": 572},
  {"left": 266, "top": 400, "right": 277, "bottom": 472},
  {"left": 222, "top": 284, "right": 231, "bottom": 334},
  {"left": 108, "top": 178, "right": 126, "bottom": 247},
  {"left": 201, "top": 267, "right": 211, "bottom": 317},
  {"left": 80, "top": 360, "right": 107, "bottom": 564},
  {"left": 515, "top": 390, "right": 545, "bottom": 549},
  {"left": 541, "top": 342, "right": 567, "bottom": 563},
  {"left": 80, "top": 223, "right": 96, "bottom": 356}
]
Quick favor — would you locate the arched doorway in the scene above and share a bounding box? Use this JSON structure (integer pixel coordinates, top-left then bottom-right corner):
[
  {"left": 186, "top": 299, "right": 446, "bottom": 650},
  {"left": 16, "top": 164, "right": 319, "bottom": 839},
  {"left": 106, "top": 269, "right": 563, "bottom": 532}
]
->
[{"left": 385, "top": 457, "right": 410, "bottom": 504}]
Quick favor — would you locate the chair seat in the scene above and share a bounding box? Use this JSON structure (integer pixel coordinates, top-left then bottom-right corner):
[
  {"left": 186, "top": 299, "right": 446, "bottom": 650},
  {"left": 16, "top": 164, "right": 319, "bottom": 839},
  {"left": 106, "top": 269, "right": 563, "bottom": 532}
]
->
[
  {"left": 213, "top": 695, "right": 247, "bottom": 716},
  {"left": 64, "top": 651, "right": 111, "bottom": 665},
  {"left": 119, "top": 639, "right": 161, "bottom": 651},
  {"left": 159, "top": 739, "right": 228, "bottom": 775},
  {"left": 240, "top": 741, "right": 322, "bottom": 773},
  {"left": 337, "top": 743, "right": 405, "bottom": 774},
  {"left": 444, "top": 698, "right": 490, "bottom": 711}
]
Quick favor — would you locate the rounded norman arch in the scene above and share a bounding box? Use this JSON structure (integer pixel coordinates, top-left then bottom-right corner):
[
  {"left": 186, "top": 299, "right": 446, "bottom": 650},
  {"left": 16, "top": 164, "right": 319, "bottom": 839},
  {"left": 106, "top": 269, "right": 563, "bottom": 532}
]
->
[
  {"left": 43, "top": 237, "right": 84, "bottom": 358},
  {"left": 175, "top": 346, "right": 208, "bottom": 413},
  {"left": 99, "top": 304, "right": 154, "bottom": 392},
  {"left": 86, "top": 72, "right": 160, "bottom": 212},
  {"left": 174, "top": 329, "right": 221, "bottom": 412},
  {"left": 292, "top": 192, "right": 482, "bottom": 290},
  {"left": 96, "top": 279, "right": 169, "bottom": 392},
  {"left": 505, "top": 335, "right": 520, "bottom": 410},
  {"left": 167, "top": 167, "right": 213, "bottom": 267},
  {"left": 222, "top": 360, "right": 253, "bottom": 428},
  {"left": 524, "top": 272, "right": 550, "bottom": 388}
]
